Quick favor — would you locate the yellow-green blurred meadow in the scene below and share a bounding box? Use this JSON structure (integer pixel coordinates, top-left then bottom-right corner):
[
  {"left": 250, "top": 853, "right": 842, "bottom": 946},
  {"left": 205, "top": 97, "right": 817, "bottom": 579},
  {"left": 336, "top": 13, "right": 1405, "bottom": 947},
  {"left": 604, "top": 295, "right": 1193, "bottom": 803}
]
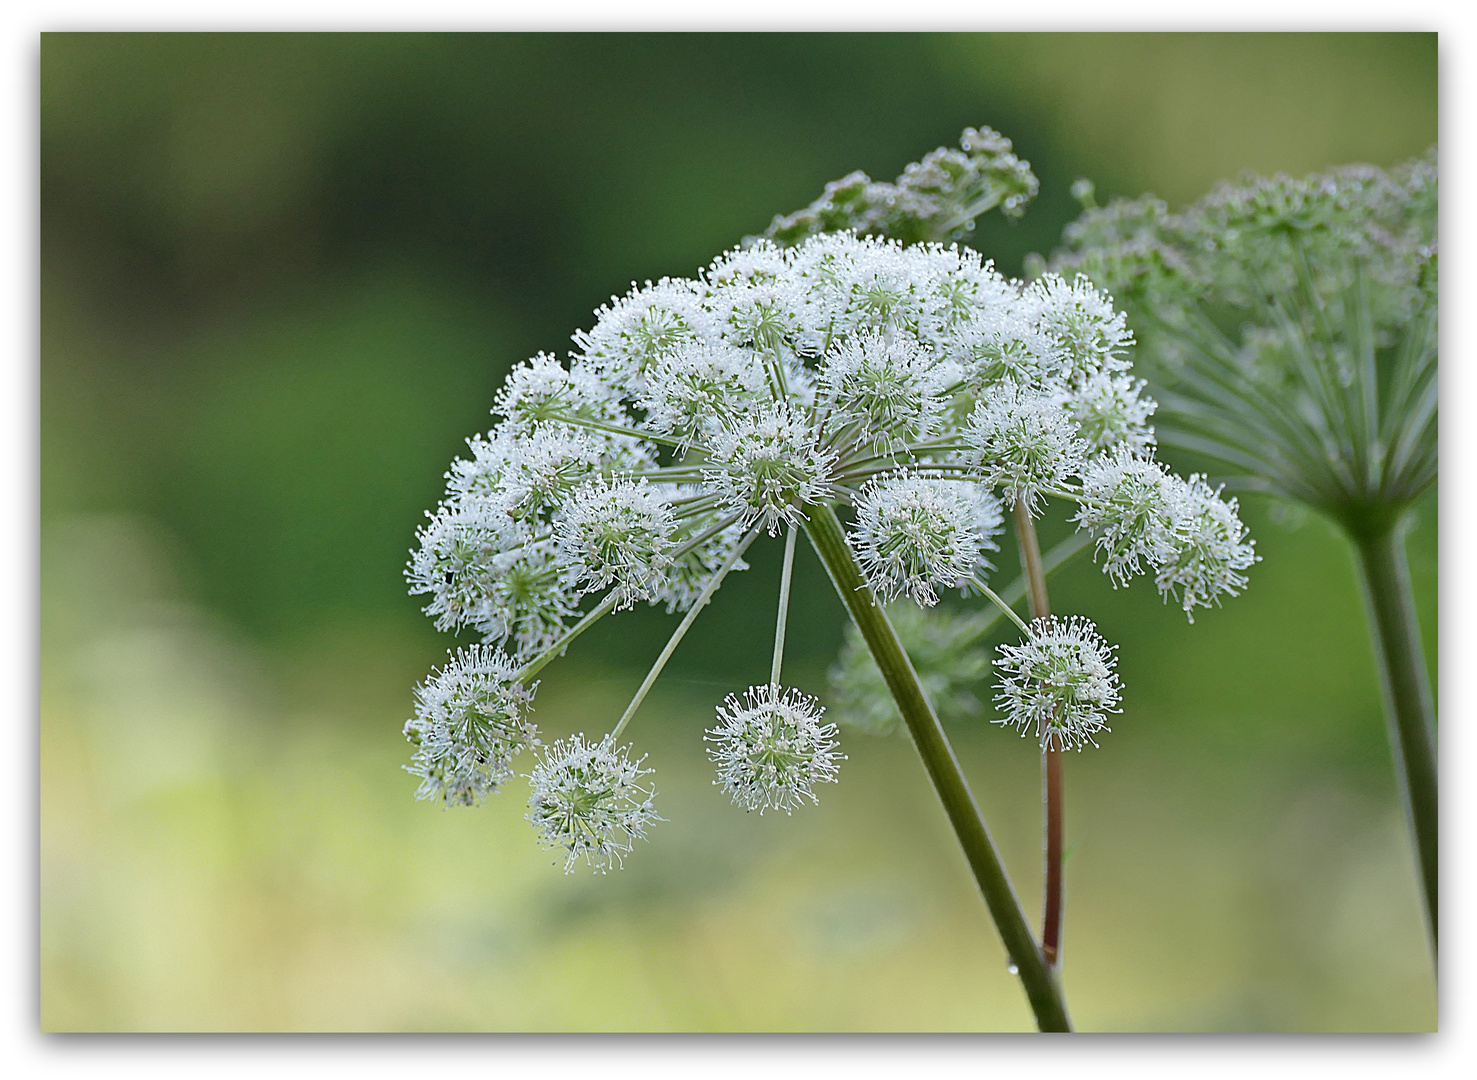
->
[{"left": 41, "top": 33, "right": 1437, "bottom": 1031}]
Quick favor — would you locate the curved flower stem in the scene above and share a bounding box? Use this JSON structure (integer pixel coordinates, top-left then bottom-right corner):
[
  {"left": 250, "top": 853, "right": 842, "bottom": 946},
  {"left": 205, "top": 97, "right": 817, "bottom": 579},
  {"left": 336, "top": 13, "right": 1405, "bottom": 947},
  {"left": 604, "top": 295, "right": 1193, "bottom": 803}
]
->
[
  {"left": 805, "top": 502, "right": 1071, "bottom": 1031},
  {"left": 1349, "top": 514, "right": 1438, "bottom": 954},
  {"left": 1012, "top": 501, "right": 1064, "bottom": 971}
]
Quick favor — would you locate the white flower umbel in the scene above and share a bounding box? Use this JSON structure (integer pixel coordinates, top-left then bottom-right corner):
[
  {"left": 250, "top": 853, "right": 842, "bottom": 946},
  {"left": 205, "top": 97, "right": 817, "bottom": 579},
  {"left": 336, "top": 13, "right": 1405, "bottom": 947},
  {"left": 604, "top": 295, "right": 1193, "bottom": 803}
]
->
[
  {"left": 994, "top": 616, "right": 1121, "bottom": 751},
  {"left": 640, "top": 341, "right": 767, "bottom": 446},
  {"left": 706, "top": 684, "right": 843, "bottom": 814},
  {"left": 716, "top": 277, "right": 809, "bottom": 356},
  {"left": 1074, "top": 446, "right": 1180, "bottom": 587},
  {"left": 526, "top": 733, "right": 660, "bottom": 873},
  {"left": 851, "top": 473, "right": 1000, "bottom": 606},
  {"left": 575, "top": 277, "right": 716, "bottom": 396},
  {"left": 494, "top": 351, "right": 609, "bottom": 433},
  {"left": 495, "top": 427, "right": 607, "bottom": 522},
  {"left": 404, "top": 645, "right": 539, "bottom": 807},
  {"left": 820, "top": 330, "right": 947, "bottom": 448},
  {"left": 1155, "top": 475, "right": 1260, "bottom": 621},
  {"left": 406, "top": 503, "right": 507, "bottom": 635},
  {"left": 954, "top": 306, "right": 1059, "bottom": 389},
  {"left": 1065, "top": 372, "right": 1157, "bottom": 454},
  {"left": 705, "top": 402, "right": 838, "bottom": 534},
  {"left": 554, "top": 477, "right": 677, "bottom": 609},
  {"left": 1026, "top": 272, "right": 1134, "bottom": 383},
  {"left": 403, "top": 225, "right": 1253, "bottom": 882},
  {"left": 965, "top": 381, "right": 1088, "bottom": 512}
]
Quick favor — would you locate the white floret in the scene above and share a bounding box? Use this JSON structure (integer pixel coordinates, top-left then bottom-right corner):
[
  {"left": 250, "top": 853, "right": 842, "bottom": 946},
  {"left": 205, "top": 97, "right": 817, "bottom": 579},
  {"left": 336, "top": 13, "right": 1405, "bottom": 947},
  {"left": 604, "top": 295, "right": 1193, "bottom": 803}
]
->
[
  {"left": 404, "top": 645, "right": 539, "bottom": 807},
  {"left": 638, "top": 341, "right": 767, "bottom": 445},
  {"left": 495, "top": 427, "right": 607, "bottom": 522},
  {"left": 575, "top": 277, "right": 719, "bottom": 395},
  {"left": 1026, "top": 272, "right": 1134, "bottom": 383},
  {"left": 850, "top": 473, "right": 1000, "bottom": 606},
  {"left": 405, "top": 503, "right": 507, "bottom": 635},
  {"left": 994, "top": 615, "right": 1122, "bottom": 751},
  {"left": 964, "top": 381, "right": 1088, "bottom": 512},
  {"left": 820, "top": 330, "right": 948, "bottom": 449},
  {"left": 1154, "top": 475, "right": 1259, "bottom": 621},
  {"left": 704, "top": 238, "right": 792, "bottom": 289},
  {"left": 525, "top": 733, "right": 660, "bottom": 873},
  {"left": 646, "top": 499, "right": 751, "bottom": 614},
  {"left": 1065, "top": 372, "right": 1158, "bottom": 453},
  {"left": 478, "top": 539, "right": 582, "bottom": 654},
  {"left": 1074, "top": 446, "right": 1181, "bottom": 587},
  {"left": 493, "top": 352, "right": 585, "bottom": 431},
  {"left": 554, "top": 477, "right": 676, "bottom": 609},
  {"left": 706, "top": 684, "right": 843, "bottom": 814},
  {"left": 704, "top": 402, "right": 839, "bottom": 534}
]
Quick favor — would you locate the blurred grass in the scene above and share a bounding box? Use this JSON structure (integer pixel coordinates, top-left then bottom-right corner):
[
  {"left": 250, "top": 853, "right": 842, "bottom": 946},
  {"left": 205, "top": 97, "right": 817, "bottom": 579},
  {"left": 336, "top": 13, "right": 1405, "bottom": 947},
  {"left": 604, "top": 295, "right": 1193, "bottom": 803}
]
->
[
  {"left": 40, "top": 33, "right": 1437, "bottom": 1031},
  {"left": 39, "top": 504, "right": 1436, "bottom": 1031}
]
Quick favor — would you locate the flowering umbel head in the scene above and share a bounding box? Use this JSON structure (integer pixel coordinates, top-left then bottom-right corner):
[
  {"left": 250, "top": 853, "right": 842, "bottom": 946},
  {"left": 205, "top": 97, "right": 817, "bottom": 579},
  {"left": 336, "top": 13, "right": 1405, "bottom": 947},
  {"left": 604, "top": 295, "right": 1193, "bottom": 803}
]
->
[
  {"left": 526, "top": 733, "right": 660, "bottom": 873},
  {"left": 994, "top": 616, "right": 1121, "bottom": 751},
  {"left": 1049, "top": 150, "right": 1437, "bottom": 523},
  {"left": 1073, "top": 446, "right": 1258, "bottom": 617},
  {"left": 405, "top": 151, "right": 1257, "bottom": 867},
  {"left": 403, "top": 646, "right": 539, "bottom": 807},
  {"left": 851, "top": 473, "right": 1001, "bottom": 606},
  {"left": 706, "top": 685, "right": 843, "bottom": 814},
  {"left": 554, "top": 476, "right": 676, "bottom": 608},
  {"left": 408, "top": 230, "right": 1249, "bottom": 667}
]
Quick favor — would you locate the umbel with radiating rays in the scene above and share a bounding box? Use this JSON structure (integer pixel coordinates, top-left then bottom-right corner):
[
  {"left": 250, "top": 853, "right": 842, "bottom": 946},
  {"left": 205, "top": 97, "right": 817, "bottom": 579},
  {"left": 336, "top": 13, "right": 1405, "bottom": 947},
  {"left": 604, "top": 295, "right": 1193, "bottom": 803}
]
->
[
  {"left": 401, "top": 127, "right": 1257, "bottom": 1031},
  {"left": 1048, "top": 151, "right": 1439, "bottom": 957}
]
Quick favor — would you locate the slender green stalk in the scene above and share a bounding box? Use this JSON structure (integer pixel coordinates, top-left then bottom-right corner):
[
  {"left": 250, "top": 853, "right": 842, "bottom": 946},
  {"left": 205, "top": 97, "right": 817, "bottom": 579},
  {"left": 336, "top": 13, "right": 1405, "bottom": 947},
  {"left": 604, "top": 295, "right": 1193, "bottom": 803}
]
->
[
  {"left": 946, "top": 532, "right": 1091, "bottom": 653},
  {"left": 547, "top": 410, "right": 685, "bottom": 448},
  {"left": 517, "top": 593, "right": 620, "bottom": 684},
  {"left": 514, "top": 512, "right": 746, "bottom": 685},
  {"left": 1348, "top": 513, "right": 1438, "bottom": 953},
  {"left": 771, "top": 524, "right": 799, "bottom": 685},
  {"left": 805, "top": 502, "right": 1072, "bottom": 1031},
  {"left": 611, "top": 525, "right": 762, "bottom": 740},
  {"left": 1012, "top": 502, "right": 1064, "bottom": 971},
  {"left": 973, "top": 579, "right": 1032, "bottom": 635}
]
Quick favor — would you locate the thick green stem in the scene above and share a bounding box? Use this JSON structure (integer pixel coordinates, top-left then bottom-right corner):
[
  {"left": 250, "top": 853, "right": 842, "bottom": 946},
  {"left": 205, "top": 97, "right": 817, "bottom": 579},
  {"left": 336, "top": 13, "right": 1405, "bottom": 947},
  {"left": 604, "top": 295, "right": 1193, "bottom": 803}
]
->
[
  {"left": 805, "top": 502, "right": 1072, "bottom": 1031},
  {"left": 1349, "top": 516, "right": 1437, "bottom": 954},
  {"left": 1012, "top": 502, "right": 1064, "bottom": 971}
]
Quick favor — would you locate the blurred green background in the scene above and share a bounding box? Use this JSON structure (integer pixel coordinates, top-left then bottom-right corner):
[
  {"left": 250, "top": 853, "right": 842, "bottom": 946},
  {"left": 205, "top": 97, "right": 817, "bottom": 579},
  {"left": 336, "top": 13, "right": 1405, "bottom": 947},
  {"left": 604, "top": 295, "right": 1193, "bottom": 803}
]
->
[{"left": 40, "top": 32, "right": 1438, "bottom": 1031}]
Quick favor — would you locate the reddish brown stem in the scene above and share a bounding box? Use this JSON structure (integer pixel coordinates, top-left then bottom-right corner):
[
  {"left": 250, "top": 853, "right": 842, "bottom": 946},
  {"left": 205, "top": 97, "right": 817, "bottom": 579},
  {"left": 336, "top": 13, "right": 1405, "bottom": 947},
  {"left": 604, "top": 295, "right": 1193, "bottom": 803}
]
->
[
  {"left": 1042, "top": 747, "right": 1064, "bottom": 966},
  {"left": 1012, "top": 501, "right": 1065, "bottom": 970}
]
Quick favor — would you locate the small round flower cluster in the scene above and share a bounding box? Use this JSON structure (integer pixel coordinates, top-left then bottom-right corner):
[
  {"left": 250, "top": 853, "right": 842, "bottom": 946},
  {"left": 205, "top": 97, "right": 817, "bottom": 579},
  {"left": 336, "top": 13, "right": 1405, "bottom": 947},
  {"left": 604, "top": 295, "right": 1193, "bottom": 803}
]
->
[
  {"left": 403, "top": 646, "right": 539, "bottom": 807},
  {"left": 405, "top": 227, "right": 1256, "bottom": 870},
  {"left": 763, "top": 125, "right": 1040, "bottom": 247},
  {"left": 1073, "top": 447, "right": 1257, "bottom": 619},
  {"left": 706, "top": 684, "right": 843, "bottom": 814},
  {"left": 994, "top": 616, "right": 1122, "bottom": 751},
  {"left": 526, "top": 733, "right": 660, "bottom": 873},
  {"left": 852, "top": 472, "right": 1002, "bottom": 606}
]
